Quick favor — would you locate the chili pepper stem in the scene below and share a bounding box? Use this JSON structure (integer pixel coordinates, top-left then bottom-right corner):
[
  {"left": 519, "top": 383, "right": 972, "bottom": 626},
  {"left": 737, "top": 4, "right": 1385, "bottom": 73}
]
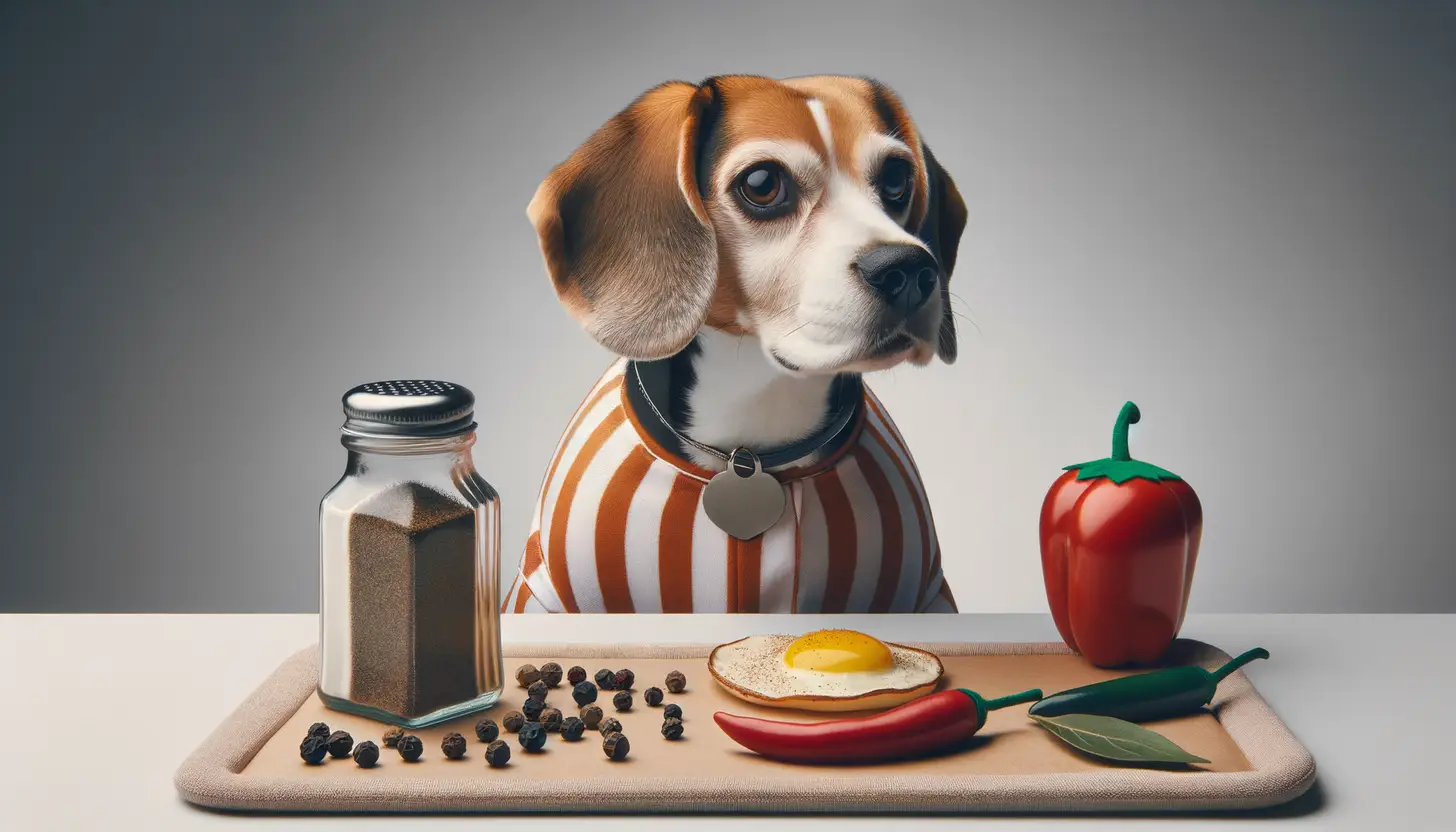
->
[
  {"left": 958, "top": 688, "right": 1043, "bottom": 710},
  {"left": 984, "top": 689, "right": 1044, "bottom": 710},
  {"left": 1111, "top": 401, "right": 1141, "bottom": 461},
  {"left": 1209, "top": 648, "right": 1270, "bottom": 684}
]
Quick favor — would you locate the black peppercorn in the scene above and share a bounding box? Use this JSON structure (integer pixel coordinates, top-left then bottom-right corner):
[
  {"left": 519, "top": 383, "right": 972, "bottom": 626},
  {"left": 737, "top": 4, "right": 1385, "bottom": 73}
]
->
[
  {"left": 613, "top": 690, "right": 633, "bottom": 712},
  {"left": 306, "top": 722, "right": 331, "bottom": 740},
  {"left": 382, "top": 727, "right": 405, "bottom": 748},
  {"left": 598, "top": 716, "right": 622, "bottom": 736},
  {"left": 614, "top": 669, "right": 635, "bottom": 690},
  {"left": 540, "top": 707, "right": 563, "bottom": 732},
  {"left": 573, "top": 681, "right": 598, "bottom": 706},
  {"left": 484, "top": 739, "right": 511, "bottom": 767},
  {"left": 517, "top": 722, "right": 547, "bottom": 753},
  {"left": 441, "top": 732, "right": 467, "bottom": 760},
  {"left": 527, "top": 679, "right": 549, "bottom": 703},
  {"left": 644, "top": 687, "right": 664, "bottom": 707},
  {"left": 396, "top": 735, "right": 424, "bottom": 762},
  {"left": 502, "top": 711, "right": 525, "bottom": 733},
  {"left": 579, "top": 705, "right": 604, "bottom": 729},
  {"left": 603, "top": 731, "right": 630, "bottom": 761},
  {"left": 539, "top": 662, "right": 564, "bottom": 688},
  {"left": 299, "top": 735, "right": 328, "bottom": 765},
  {"left": 567, "top": 665, "right": 587, "bottom": 685},
  {"left": 665, "top": 670, "right": 687, "bottom": 693},
  {"left": 326, "top": 730, "right": 354, "bottom": 759},
  {"left": 515, "top": 664, "right": 541, "bottom": 687},
  {"left": 474, "top": 718, "right": 499, "bottom": 743},
  {"left": 352, "top": 740, "right": 380, "bottom": 768},
  {"left": 661, "top": 717, "right": 684, "bottom": 740},
  {"left": 663, "top": 703, "right": 683, "bottom": 720},
  {"left": 522, "top": 698, "right": 546, "bottom": 722},
  {"left": 594, "top": 668, "right": 616, "bottom": 690},
  {"left": 560, "top": 716, "right": 585, "bottom": 742}
]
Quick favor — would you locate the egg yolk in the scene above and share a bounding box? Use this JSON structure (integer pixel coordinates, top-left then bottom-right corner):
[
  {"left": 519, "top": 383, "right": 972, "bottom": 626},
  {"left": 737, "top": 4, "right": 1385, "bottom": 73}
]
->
[{"left": 783, "top": 629, "right": 894, "bottom": 673}]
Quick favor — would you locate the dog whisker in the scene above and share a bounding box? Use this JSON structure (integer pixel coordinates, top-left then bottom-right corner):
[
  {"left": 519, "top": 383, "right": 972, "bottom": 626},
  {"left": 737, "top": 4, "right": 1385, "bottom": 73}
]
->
[
  {"left": 780, "top": 319, "right": 812, "bottom": 340},
  {"left": 947, "top": 291, "right": 982, "bottom": 335}
]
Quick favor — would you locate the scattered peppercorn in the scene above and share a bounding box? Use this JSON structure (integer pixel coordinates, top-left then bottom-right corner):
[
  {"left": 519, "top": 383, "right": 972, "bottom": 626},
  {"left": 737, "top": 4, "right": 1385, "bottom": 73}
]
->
[
  {"left": 644, "top": 687, "right": 664, "bottom": 707},
  {"left": 614, "top": 669, "right": 636, "bottom": 690},
  {"left": 580, "top": 705, "right": 604, "bottom": 729},
  {"left": 599, "top": 717, "right": 623, "bottom": 736},
  {"left": 307, "top": 722, "right": 331, "bottom": 740},
  {"left": 539, "top": 662, "right": 564, "bottom": 688},
  {"left": 502, "top": 711, "right": 525, "bottom": 733},
  {"left": 352, "top": 740, "right": 379, "bottom": 768},
  {"left": 484, "top": 739, "right": 511, "bottom": 767},
  {"left": 540, "top": 707, "right": 563, "bottom": 732},
  {"left": 515, "top": 664, "right": 541, "bottom": 687},
  {"left": 522, "top": 698, "right": 546, "bottom": 722},
  {"left": 560, "top": 716, "right": 585, "bottom": 742},
  {"left": 613, "top": 690, "right": 633, "bottom": 712},
  {"left": 396, "top": 735, "right": 424, "bottom": 762},
  {"left": 603, "top": 731, "right": 630, "bottom": 761},
  {"left": 474, "top": 718, "right": 499, "bottom": 743},
  {"left": 382, "top": 727, "right": 405, "bottom": 748},
  {"left": 567, "top": 666, "right": 587, "bottom": 685},
  {"left": 300, "top": 735, "right": 329, "bottom": 765},
  {"left": 661, "top": 717, "right": 684, "bottom": 740},
  {"left": 595, "top": 669, "right": 616, "bottom": 690},
  {"left": 326, "top": 730, "right": 354, "bottom": 759},
  {"left": 527, "top": 679, "right": 549, "bottom": 703},
  {"left": 573, "top": 681, "right": 599, "bottom": 706},
  {"left": 517, "top": 722, "right": 547, "bottom": 752},
  {"left": 663, "top": 703, "right": 683, "bottom": 720},
  {"left": 665, "top": 670, "right": 687, "bottom": 693},
  {"left": 441, "top": 732, "right": 467, "bottom": 760}
]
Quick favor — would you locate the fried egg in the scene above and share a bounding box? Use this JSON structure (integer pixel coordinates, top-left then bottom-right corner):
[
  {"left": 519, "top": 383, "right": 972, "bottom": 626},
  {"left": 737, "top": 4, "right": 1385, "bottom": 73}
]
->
[{"left": 707, "top": 630, "right": 944, "bottom": 711}]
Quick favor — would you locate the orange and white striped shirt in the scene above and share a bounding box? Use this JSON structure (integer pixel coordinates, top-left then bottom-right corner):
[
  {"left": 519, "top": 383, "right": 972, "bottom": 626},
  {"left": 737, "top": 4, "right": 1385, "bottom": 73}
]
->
[{"left": 502, "top": 360, "right": 957, "bottom": 614}]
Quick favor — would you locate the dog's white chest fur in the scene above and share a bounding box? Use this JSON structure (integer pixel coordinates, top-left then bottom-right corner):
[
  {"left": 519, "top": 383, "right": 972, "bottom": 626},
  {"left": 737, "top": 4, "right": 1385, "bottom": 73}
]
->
[{"left": 677, "top": 329, "right": 837, "bottom": 471}]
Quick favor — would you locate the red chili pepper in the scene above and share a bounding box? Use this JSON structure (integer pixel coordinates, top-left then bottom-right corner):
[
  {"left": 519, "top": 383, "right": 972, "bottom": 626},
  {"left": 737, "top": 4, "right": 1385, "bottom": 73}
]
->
[
  {"left": 1040, "top": 401, "right": 1203, "bottom": 668},
  {"left": 713, "top": 687, "right": 1042, "bottom": 764}
]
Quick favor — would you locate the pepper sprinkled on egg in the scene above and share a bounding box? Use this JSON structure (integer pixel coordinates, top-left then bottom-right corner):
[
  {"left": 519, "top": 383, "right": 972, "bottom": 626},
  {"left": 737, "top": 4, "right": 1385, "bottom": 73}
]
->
[{"left": 708, "top": 630, "right": 944, "bottom": 711}]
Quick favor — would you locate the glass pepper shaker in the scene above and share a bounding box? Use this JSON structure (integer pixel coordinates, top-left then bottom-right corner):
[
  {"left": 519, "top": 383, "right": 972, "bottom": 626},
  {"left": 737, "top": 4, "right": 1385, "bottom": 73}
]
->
[{"left": 317, "top": 380, "right": 503, "bottom": 727}]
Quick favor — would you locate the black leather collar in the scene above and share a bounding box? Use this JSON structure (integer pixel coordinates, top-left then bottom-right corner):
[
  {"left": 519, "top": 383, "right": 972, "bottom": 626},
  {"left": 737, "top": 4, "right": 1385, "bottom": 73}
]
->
[{"left": 625, "top": 358, "right": 863, "bottom": 470}]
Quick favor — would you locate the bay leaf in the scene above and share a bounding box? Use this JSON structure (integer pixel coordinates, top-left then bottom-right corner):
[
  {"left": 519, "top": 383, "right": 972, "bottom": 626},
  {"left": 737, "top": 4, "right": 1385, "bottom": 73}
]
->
[{"left": 1030, "top": 714, "right": 1210, "bottom": 765}]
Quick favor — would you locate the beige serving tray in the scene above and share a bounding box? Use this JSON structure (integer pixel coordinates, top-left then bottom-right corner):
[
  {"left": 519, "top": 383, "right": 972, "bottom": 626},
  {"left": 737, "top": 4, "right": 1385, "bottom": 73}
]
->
[{"left": 174, "top": 640, "right": 1315, "bottom": 814}]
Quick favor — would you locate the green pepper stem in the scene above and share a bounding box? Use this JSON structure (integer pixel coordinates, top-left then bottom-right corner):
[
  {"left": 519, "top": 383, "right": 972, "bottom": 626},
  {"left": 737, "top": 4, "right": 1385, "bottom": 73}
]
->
[
  {"left": 1209, "top": 648, "right": 1270, "bottom": 684},
  {"left": 1111, "top": 401, "right": 1141, "bottom": 461},
  {"left": 981, "top": 688, "right": 1044, "bottom": 710}
]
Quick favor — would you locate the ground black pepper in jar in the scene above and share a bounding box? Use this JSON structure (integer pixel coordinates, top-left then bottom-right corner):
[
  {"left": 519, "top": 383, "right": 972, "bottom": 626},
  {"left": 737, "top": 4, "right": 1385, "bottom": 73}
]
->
[{"left": 317, "top": 381, "right": 503, "bottom": 729}]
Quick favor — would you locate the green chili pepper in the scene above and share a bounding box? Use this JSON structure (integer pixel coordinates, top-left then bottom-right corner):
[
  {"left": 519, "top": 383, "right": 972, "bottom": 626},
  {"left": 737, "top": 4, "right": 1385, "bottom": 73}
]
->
[{"left": 1028, "top": 648, "right": 1269, "bottom": 722}]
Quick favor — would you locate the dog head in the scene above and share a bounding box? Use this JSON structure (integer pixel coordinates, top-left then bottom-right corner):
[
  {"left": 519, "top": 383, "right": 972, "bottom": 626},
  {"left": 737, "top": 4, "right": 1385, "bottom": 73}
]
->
[{"left": 528, "top": 75, "right": 967, "bottom": 375}]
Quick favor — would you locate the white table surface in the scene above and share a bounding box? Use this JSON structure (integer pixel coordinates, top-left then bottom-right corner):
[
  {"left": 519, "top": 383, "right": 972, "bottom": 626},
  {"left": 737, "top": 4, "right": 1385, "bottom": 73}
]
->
[{"left": 2, "top": 613, "right": 1451, "bottom": 829}]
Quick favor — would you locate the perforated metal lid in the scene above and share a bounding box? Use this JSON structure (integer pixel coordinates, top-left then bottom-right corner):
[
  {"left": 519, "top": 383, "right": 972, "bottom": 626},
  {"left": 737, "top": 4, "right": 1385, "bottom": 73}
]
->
[{"left": 341, "top": 380, "right": 476, "bottom": 438}]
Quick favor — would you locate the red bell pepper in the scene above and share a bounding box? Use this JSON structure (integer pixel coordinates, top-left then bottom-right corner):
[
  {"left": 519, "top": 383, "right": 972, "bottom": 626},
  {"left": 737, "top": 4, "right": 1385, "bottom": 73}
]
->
[{"left": 1040, "top": 402, "right": 1202, "bottom": 668}]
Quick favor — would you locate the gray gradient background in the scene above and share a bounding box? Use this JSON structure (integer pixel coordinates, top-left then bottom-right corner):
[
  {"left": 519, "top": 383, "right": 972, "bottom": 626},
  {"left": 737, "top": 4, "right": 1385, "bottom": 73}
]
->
[{"left": 2, "top": 0, "right": 1453, "bottom": 613}]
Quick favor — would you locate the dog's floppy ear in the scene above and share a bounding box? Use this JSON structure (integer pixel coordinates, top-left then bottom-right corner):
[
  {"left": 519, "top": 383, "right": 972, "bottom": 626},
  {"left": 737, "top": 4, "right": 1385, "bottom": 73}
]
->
[
  {"left": 528, "top": 81, "right": 720, "bottom": 359},
  {"left": 919, "top": 143, "right": 967, "bottom": 363}
]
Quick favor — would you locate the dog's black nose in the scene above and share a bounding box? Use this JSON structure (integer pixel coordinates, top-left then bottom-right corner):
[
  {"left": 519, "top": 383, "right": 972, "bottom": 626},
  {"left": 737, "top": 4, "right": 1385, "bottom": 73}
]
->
[{"left": 854, "top": 244, "right": 938, "bottom": 314}]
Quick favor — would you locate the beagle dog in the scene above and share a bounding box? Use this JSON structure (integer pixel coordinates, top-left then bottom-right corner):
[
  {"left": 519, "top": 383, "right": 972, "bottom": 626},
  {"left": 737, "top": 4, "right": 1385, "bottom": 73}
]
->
[{"left": 503, "top": 75, "right": 966, "bottom": 615}]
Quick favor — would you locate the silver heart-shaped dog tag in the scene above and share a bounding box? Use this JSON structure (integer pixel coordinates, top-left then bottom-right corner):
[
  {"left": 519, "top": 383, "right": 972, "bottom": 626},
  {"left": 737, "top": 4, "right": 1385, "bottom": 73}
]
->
[{"left": 703, "top": 448, "right": 786, "bottom": 541}]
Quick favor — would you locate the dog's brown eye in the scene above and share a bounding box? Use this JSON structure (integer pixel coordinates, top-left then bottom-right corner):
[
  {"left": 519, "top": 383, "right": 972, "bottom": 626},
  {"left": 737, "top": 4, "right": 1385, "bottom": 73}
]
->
[
  {"left": 734, "top": 162, "right": 795, "bottom": 218},
  {"left": 879, "top": 157, "right": 913, "bottom": 209},
  {"left": 742, "top": 166, "right": 781, "bottom": 205}
]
